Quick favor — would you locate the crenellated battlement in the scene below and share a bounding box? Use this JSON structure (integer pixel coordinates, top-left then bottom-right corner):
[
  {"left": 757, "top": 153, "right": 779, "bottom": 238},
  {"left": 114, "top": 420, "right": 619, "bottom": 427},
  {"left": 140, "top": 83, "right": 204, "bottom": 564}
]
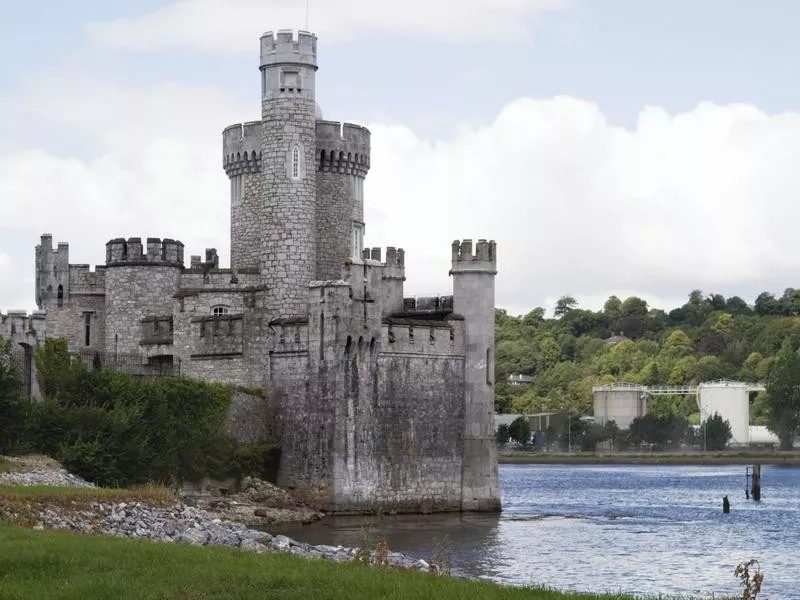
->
[
  {"left": 106, "top": 237, "right": 185, "bottom": 267},
  {"left": 260, "top": 29, "right": 317, "bottom": 69},
  {"left": 451, "top": 239, "right": 497, "bottom": 271},
  {"left": 0, "top": 310, "right": 46, "bottom": 343},
  {"left": 361, "top": 246, "right": 405, "bottom": 268},
  {"left": 316, "top": 121, "right": 370, "bottom": 177},
  {"left": 223, "top": 121, "right": 262, "bottom": 177}
]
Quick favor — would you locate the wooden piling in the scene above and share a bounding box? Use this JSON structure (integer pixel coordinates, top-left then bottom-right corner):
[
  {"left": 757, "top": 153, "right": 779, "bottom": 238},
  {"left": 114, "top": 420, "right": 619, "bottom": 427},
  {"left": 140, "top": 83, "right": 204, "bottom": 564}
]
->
[{"left": 752, "top": 464, "right": 761, "bottom": 501}]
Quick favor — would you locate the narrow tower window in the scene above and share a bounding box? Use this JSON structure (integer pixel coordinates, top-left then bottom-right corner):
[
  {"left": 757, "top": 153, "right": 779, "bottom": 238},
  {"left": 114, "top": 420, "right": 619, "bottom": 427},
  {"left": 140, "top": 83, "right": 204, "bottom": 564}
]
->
[
  {"left": 57, "top": 285, "right": 64, "bottom": 308},
  {"left": 84, "top": 313, "right": 91, "bottom": 347},
  {"left": 231, "top": 175, "right": 243, "bottom": 207},
  {"left": 291, "top": 146, "right": 301, "bottom": 180},
  {"left": 351, "top": 223, "right": 364, "bottom": 259}
]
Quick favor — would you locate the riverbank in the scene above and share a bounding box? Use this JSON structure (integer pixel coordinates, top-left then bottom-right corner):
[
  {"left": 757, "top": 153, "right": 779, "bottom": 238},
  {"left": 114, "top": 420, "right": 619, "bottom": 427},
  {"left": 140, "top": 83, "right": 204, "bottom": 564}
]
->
[
  {"left": 499, "top": 450, "right": 800, "bottom": 465},
  {"left": 0, "top": 524, "right": 704, "bottom": 600}
]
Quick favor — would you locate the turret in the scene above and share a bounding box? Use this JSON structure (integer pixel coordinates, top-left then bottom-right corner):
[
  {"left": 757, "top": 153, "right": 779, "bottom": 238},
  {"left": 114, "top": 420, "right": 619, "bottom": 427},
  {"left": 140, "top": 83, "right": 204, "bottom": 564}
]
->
[
  {"left": 259, "top": 29, "right": 319, "bottom": 316},
  {"left": 315, "top": 121, "right": 371, "bottom": 280},
  {"left": 35, "top": 234, "right": 70, "bottom": 310},
  {"left": 224, "top": 121, "right": 262, "bottom": 269},
  {"left": 450, "top": 239, "right": 501, "bottom": 512}
]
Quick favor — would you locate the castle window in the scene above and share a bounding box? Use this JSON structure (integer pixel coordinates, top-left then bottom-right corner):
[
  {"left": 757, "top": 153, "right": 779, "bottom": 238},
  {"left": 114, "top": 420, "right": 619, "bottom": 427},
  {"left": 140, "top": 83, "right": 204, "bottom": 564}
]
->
[
  {"left": 486, "top": 347, "right": 493, "bottom": 386},
  {"left": 291, "top": 146, "right": 301, "bottom": 180},
  {"left": 351, "top": 223, "right": 364, "bottom": 259},
  {"left": 231, "top": 175, "right": 243, "bottom": 207},
  {"left": 280, "top": 70, "right": 299, "bottom": 92},
  {"left": 84, "top": 313, "right": 91, "bottom": 347},
  {"left": 212, "top": 305, "right": 230, "bottom": 316},
  {"left": 57, "top": 285, "right": 64, "bottom": 308}
]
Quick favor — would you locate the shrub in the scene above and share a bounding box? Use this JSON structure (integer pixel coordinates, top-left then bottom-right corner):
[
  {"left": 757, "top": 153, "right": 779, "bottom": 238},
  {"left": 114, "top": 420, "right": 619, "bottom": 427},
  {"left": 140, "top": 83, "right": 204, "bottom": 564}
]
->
[
  {"left": 0, "top": 337, "right": 26, "bottom": 454},
  {"left": 508, "top": 417, "right": 531, "bottom": 446},
  {"left": 701, "top": 412, "right": 733, "bottom": 451},
  {"left": 495, "top": 424, "right": 510, "bottom": 445},
  {"left": 26, "top": 338, "right": 276, "bottom": 488}
]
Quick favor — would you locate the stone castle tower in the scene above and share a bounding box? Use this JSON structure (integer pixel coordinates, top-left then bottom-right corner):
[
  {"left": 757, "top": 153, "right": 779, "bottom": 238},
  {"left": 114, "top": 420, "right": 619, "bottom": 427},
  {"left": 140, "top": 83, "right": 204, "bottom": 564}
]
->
[{"left": 5, "top": 29, "right": 500, "bottom": 514}]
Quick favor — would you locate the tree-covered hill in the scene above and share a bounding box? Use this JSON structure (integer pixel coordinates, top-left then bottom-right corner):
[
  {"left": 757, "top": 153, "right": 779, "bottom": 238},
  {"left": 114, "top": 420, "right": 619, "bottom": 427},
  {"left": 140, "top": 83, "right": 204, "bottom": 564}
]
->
[{"left": 494, "top": 289, "right": 800, "bottom": 423}]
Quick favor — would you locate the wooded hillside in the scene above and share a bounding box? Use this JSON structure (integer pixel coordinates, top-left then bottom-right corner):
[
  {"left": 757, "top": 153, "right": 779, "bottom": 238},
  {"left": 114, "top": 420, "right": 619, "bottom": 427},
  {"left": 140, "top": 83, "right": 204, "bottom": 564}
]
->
[{"left": 495, "top": 289, "right": 800, "bottom": 424}]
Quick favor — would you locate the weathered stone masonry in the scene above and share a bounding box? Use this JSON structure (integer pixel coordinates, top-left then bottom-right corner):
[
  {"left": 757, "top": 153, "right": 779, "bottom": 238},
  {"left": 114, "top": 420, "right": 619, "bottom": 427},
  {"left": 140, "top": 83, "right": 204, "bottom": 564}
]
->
[{"left": 6, "top": 28, "right": 500, "bottom": 514}]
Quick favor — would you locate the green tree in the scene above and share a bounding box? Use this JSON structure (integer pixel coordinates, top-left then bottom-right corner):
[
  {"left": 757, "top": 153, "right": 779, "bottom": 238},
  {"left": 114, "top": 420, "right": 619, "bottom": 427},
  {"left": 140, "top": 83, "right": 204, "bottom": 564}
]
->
[
  {"left": 495, "top": 423, "right": 510, "bottom": 445},
  {"left": 765, "top": 339, "right": 800, "bottom": 450},
  {"left": 725, "top": 296, "right": 752, "bottom": 316},
  {"left": 508, "top": 416, "right": 531, "bottom": 446},
  {"left": 700, "top": 412, "right": 732, "bottom": 450},
  {"left": 554, "top": 296, "right": 578, "bottom": 318},
  {"left": 754, "top": 292, "right": 783, "bottom": 316},
  {"left": 0, "top": 337, "right": 26, "bottom": 454}
]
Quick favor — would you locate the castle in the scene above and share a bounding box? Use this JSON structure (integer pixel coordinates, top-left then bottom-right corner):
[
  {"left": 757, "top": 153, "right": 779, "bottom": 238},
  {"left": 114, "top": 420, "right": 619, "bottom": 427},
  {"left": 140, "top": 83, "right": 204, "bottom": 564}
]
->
[{"left": 0, "top": 29, "right": 500, "bottom": 513}]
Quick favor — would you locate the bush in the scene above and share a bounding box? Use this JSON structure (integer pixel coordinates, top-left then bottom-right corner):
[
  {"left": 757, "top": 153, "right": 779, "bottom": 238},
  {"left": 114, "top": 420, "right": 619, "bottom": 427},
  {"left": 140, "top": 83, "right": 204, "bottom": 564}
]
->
[
  {"left": 700, "top": 412, "right": 733, "bottom": 451},
  {"left": 508, "top": 417, "right": 531, "bottom": 446},
  {"left": 25, "top": 338, "right": 277, "bottom": 488},
  {"left": 495, "top": 424, "right": 510, "bottom": 445},
  {"left": 0, "top": 337, "right": 26, "bottom": 454}
]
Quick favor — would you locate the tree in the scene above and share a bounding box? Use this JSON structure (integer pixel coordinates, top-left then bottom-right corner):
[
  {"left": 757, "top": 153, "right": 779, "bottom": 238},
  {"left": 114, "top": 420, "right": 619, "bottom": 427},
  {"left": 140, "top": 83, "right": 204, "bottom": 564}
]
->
[
  {"left": 765, "top": 339, "right": 800, "bottom": 450},
  {"left": 725, "top": 296, "right": 752, "bottom": 316},
  {"left": 701, "top": 412, "right": 732, "bottom": 450},
  {"left": 755, "top": 292, "right": 783, "bottom": 316},
  {"left": 554, "top": 296, "right": 578, "bottom": 318},
  {"left": 495, "top": 424, "right": 510, "bottom": 445},
  {"left": 508, "top": 417, "right": 531, "bottom": 446},
  {"left": 0, "top": 337, "right": 25, "bottom": 454}
]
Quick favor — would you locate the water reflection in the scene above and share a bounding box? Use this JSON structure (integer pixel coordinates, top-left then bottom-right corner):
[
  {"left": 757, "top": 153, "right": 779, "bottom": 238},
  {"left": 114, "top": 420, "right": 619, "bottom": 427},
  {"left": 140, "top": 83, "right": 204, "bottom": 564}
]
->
[{"left": 276, "top": 464, "right": 800, "bottom": 599}]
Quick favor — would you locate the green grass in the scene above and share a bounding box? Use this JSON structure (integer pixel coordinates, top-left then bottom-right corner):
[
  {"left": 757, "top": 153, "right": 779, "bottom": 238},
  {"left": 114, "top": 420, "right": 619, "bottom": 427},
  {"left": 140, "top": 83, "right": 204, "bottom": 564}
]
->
[{"left": 0, "top": 524, "right": 694, "bottom": 600}]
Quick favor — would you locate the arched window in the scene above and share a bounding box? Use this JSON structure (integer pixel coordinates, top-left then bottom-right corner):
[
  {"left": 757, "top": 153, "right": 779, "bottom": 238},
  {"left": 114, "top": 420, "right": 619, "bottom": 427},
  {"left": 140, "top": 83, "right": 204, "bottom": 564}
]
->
[
  {"left": 212, "top": 305, "right": 230, "bottom": 316},
  {"left": 57, "top": 285, "right": 64, "bottom": 308},
  {"left": 292, "top": 146, "right": 300, "bottom": 179}
]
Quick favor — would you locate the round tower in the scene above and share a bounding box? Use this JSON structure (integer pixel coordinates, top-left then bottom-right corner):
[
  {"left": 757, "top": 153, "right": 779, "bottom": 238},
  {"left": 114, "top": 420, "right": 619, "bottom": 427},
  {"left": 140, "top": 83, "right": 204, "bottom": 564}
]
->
[
  {"left": 259, "top": 29, "right": 318, "bottom": 316},
  {"left": 103, "top": 237, "right": 183, "bottom": 358},
  {"left": 315, "top": 121, "right": 370, "bottom": 280}
]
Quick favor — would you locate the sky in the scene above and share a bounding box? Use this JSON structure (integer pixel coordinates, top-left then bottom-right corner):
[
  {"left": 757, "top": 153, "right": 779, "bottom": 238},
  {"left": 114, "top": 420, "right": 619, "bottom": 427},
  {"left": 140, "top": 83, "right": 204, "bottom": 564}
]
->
[{"left": 3, "top": 0, "right": 800, "bottom": 317}]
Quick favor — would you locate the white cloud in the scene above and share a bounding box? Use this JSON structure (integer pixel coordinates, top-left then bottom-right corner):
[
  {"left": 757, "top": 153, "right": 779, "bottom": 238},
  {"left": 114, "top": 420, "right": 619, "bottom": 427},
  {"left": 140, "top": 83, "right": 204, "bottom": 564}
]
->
[
  {"left": 3, "top": 73, "right": 800, "bottom": 317},
  {"left": 85, "top": 0, "right": 569, "bottom": 52}
]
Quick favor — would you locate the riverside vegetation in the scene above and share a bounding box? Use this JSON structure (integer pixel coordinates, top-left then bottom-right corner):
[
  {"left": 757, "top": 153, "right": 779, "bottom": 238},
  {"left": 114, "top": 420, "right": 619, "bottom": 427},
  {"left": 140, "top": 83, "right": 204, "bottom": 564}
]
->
[{"left": 495, "top": 290, "right": 800, "bottom": 450}]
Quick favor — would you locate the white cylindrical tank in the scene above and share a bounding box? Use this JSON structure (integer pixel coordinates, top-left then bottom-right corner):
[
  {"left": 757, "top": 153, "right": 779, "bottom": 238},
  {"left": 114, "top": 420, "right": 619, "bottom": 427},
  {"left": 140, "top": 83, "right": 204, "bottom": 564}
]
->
[
  {"left": 592, "top": 384, "right": 648, "bottom": 429},
  {"left": 697, "top": 380, "right": 750, "bottom": 446}
]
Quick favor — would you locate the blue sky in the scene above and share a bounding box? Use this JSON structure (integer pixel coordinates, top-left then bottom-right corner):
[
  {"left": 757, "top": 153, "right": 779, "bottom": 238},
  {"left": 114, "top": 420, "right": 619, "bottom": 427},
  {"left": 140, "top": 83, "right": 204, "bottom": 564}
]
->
[{"left": 3, "top": 0, "right": 800, "bottom": 315}]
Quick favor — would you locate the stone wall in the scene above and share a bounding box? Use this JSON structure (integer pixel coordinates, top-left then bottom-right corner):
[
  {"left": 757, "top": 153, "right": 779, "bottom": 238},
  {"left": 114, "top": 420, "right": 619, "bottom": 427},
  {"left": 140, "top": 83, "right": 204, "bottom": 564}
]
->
[
  {"left": 260, "top": 95, "right": 318, "bottom": 316},
  {"left": 103, "top": 265, "right": 182, "bottom": 356}
]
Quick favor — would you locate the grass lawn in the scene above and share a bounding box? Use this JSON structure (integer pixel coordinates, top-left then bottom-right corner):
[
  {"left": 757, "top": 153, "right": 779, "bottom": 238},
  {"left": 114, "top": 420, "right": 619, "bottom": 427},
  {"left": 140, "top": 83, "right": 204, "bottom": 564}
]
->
[{"left": 0, "top": 524, "right": 698, "bottom": 600}]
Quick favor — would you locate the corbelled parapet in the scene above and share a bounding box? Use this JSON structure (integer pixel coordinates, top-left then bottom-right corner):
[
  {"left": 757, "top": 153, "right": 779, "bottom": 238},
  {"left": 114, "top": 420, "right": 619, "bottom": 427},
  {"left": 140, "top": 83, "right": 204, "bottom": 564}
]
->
[
  {"left": 316, "top": 121, "right": 370, "bottom": 177},
  {"left": 105, "top": 237, "right": 185, "bottom": 267},
  {"left": 222, "top": 121, "right": 262, "bottom": 177},
  {"left": 260, "top": 29, "right": 317, "bottom": 69}
]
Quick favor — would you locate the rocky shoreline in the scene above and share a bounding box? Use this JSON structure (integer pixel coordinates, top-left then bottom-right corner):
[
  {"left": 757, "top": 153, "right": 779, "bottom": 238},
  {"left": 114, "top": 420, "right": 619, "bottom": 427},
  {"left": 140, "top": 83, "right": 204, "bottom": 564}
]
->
[{"left": 0, "top": 456, "right": 434, "bottom": 573}]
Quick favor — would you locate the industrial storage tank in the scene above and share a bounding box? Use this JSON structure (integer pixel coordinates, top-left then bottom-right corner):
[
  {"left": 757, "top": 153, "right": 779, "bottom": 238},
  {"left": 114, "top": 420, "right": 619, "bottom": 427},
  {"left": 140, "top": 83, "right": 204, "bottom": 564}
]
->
[
  {"left": 592, "top": 383, "right": 649, "bottom": 429},
  {"left": 696, "top": 380, "right": 752, "bottom": 446}
]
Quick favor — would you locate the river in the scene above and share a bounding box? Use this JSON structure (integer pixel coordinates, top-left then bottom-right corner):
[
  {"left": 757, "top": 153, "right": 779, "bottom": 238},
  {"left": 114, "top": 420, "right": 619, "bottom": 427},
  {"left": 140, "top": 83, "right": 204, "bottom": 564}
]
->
[{"left": 274, "top": 464, "right": 800, "bottom": 598}]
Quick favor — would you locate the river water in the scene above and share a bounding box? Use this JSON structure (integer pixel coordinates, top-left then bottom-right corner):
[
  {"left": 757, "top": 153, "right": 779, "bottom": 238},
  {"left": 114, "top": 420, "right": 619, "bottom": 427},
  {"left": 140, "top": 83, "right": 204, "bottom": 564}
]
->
[{"left": 275, "top": 464, "right": 800, "bottom": 599}]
